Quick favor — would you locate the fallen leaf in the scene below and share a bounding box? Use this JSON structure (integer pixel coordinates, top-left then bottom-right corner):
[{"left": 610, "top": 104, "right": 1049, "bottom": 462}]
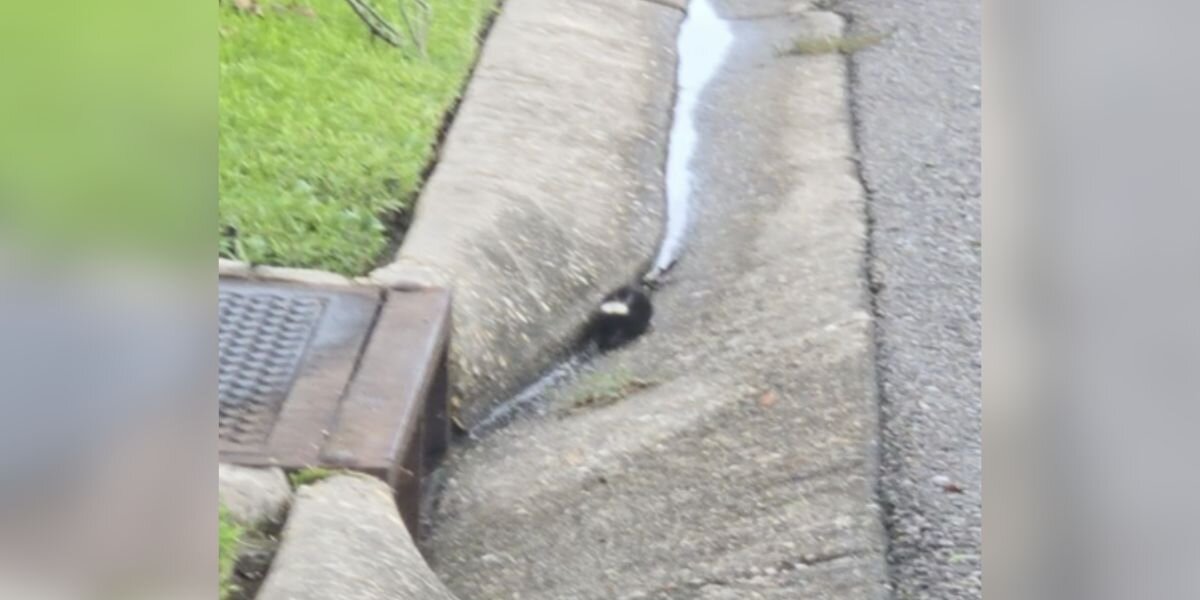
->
[
  {"left": 232, "top": 0, "right": 263, "bottom": 15},
  {"left": 942, "top": 482, "right": 965, "bottom": 494},
  {"left": 759, "top": 390, "right": 779, "bottom": 408},
  {"left": 563, "top": 450, "right": 584, "bottom": 466},
  {"left": 273, "top": 3, "right": 318, "bottom": 18}
]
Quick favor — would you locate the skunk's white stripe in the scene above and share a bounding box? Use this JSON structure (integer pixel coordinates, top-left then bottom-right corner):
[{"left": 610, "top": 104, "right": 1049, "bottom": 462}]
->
[{"left": 600, "top": 301, "right": 630, "bottom": 316}]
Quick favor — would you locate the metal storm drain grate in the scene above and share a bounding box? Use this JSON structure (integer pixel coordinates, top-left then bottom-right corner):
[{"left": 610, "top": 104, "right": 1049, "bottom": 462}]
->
[
  {"left": 217, "top": 276, "right": 452, "bottom": 531},
  {"left": 219, "top": 290, "right": 327, "bottom": 445},
  {"left": 217, "top": 279, "right": 379, "bottom": 465}
]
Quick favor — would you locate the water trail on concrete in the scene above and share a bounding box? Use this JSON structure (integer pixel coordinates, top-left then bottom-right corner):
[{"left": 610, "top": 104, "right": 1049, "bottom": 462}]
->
[
  {"left": 471, "top": 0, "right": 735, "bottom": 436},
  {"left": 646, "top": 0, "right": 734, "bottom": 283},
  {"left": 470, "top": 354, "right": 587, "bottom": 436}
]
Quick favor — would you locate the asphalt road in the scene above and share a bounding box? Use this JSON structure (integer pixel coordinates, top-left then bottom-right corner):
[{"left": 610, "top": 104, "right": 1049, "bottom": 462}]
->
[{"left": 837, "top": 0, "right": 983, "bottom": 597}]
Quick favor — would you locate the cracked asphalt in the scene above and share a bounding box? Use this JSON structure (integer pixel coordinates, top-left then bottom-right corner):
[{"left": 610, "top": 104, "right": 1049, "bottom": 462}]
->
[{"left": 838, "top": 0, "right": 983, "bottom": 597}]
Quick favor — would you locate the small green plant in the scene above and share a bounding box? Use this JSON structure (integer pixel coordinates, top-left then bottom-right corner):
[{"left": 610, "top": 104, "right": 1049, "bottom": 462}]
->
[
  {"left": 783, "top": 28, "right": 893, "bottom": 56},
  {"left": 219, "top": 507, "right": 244, "bottom": 600},
  {"left": 289, "top": 466, "right": 336, "bottom": 488},
  {"left": 568, "top": 368, "right": 656, "bottom": 411}
]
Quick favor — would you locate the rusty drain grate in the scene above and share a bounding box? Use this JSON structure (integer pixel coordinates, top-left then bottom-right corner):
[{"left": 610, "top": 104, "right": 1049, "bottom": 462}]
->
[
  {"left": 217, "top": 279, "right": 380, "bottom": 466},
  {"left": 217, "top": 276, "right": 451, "bottom": 531},
  {"left": 218, "top": 290, "right": 327, "bottom": 446}
]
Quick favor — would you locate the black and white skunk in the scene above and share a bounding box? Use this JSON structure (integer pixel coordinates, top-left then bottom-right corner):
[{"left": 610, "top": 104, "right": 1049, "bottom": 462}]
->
[{"left": 584, "top": 285, "right": 654, "bottom": 351}]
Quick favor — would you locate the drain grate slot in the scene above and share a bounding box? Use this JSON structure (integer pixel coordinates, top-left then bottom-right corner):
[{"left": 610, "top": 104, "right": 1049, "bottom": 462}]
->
[
  {"left": 217, "top": 279, "right": 379, "bottom": 466},
  {"left": 218, "top": 290, "right": 327, "bottom": 446}
]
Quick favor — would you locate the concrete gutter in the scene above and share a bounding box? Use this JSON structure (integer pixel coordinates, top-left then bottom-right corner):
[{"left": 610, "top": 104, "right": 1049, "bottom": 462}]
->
[
  {"left": 370, "top": 0, "right": 683, "bottom": 428},
  {"left": 229, "top": 0, "right": 891, "bottom": 597},
  {"left": 423, "top": 5, "right": 891, "bottom": 599}
]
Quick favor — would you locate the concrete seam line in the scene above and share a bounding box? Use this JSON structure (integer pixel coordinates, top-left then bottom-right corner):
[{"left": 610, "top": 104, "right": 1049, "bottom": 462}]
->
[
  {"left": 217, "top": 259, "right": 372, "bottom": 289},
  {"left": 812, "top": 6, "right": 894, "bottom": 597},
  {"left": 834, "top": 3, "right": 903, "bottom": 594}
]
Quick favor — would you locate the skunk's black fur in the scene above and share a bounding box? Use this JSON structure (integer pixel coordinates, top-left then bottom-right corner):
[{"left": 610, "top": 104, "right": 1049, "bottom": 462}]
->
[{"left": 584, "top": 285, "right": 653, "bottom": 351}]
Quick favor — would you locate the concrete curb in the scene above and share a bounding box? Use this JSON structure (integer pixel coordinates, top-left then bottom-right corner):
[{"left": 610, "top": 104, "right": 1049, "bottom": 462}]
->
[
  {"left": 218, "top": 258, "right": 446, "bottom": 291},
  {"left": 218, "top": 259, "right": 371, "bottom": 288},
  {"left": 256, "top": 474, "right": 457, "bottom": 600},
  {"left": 372, "top": 0, "right": 684, "bottom": 428},
  {"left": 218, "top": 464, "right": 292, "bottom": 530}
]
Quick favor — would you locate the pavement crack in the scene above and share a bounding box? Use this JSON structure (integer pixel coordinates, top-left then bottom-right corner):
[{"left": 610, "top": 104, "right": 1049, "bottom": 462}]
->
[
  {"left": 836, "top": 6, "right": 902, "bottom": 597},
  {"left": 786, "top": 548, "right": 870, "bottom": 568},
  {"left": 647, "top": 548, "right": 873, "bottom": 595}
]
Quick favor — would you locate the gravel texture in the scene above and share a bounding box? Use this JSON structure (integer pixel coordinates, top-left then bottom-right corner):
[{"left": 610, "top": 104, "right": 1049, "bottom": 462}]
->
[{"left": 838, "top": 0, "right": 983, "bottom": 596}]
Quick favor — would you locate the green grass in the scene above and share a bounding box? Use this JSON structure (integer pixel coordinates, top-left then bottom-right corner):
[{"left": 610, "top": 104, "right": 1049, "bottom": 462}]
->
[
  {"left": 219, "top": 507, "right": 244, "bottom": 600},
  {"left": 288, "top": 466, "right": 338, "bottom": 488},
  {"left": 219, "top": 0, "right": 495, "bottom": 274},
  {"left": 782, "top": 28, "right": 893, "bottom": 56},
  {"left": 567, "top": 368, "right": 656, "bottom": 411}
]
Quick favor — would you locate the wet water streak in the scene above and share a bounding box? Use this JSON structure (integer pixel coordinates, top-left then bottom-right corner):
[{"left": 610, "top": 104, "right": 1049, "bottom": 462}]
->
[{"left": 647, "top": 0, "right": 734, "bottom": 282}]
